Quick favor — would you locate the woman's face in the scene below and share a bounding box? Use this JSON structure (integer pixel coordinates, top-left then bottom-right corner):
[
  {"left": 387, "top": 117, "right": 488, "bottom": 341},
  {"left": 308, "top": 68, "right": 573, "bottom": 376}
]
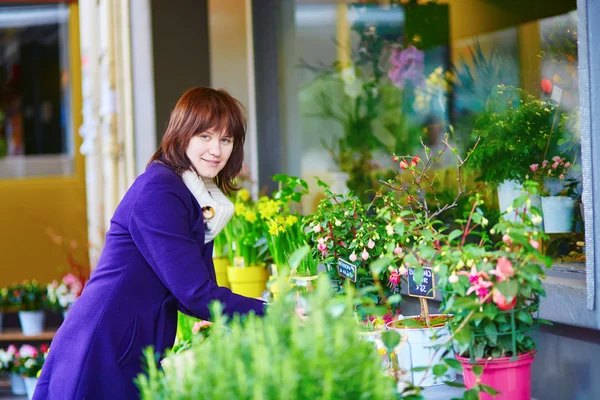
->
[{"left": 185, "top": 129, "right": 234, "bottom": 178}]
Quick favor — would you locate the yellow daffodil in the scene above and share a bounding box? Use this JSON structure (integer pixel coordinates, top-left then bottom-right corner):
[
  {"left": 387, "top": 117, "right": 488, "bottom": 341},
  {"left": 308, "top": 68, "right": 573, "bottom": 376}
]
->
[
  {"left": 285, "top": 215, "right": 298, "bottom": 226},
  {"left": 238, "top": 189, "right": 250, "bottom": 202},
  {"left": 243, "top": 210, "right": 258, "bottom": 223}
]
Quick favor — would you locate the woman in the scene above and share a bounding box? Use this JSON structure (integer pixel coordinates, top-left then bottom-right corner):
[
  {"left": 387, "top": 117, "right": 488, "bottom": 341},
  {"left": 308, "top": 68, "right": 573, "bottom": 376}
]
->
[{"left": 34, "top": 88, "right": 267, "bottom": 399}]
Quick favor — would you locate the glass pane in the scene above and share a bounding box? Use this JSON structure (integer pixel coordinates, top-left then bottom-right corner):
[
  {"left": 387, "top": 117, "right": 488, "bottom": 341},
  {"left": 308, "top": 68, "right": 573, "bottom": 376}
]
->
[
  {"left": 286, "top": 1, "right": 582, "bottom": 265},
  {"left": 0, "top": 5, "right": 73, "bottom": 178}
]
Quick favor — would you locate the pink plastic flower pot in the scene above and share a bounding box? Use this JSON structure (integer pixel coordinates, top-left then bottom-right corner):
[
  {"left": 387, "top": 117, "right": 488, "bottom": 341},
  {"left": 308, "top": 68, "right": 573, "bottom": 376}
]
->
[{"left": 457, "top": 351, "right": 535, "bottom": 400}]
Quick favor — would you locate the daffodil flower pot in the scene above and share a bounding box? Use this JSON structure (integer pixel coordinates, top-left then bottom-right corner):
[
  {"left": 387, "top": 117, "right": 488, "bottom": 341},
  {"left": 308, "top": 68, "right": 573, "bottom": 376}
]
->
[
  {"left": 497, "top": 180, "right": 543, "bottom": 228},
  {"left": 386, "top": 314, "right": 455, "bottom": 387},
  {"left": 457, "top": 351, "right": 535, "bottom": 400},
  {"left": 541, "top": 196, "right": 576, "bottom": 233},
  {"left": 227, "top": 266, "right": 268, "bottom": 298},
  {"left": 24, "top": 376, "right": 38, "bottom": 400},
  {"left": 213, "top": 257, "right": 231, "bottom": 288},
  {"left": 18, "top": 310, "right": 45, "bottom": 336},
  {"left": 10, "top": 373, "right": 26, "bottom": 395}
]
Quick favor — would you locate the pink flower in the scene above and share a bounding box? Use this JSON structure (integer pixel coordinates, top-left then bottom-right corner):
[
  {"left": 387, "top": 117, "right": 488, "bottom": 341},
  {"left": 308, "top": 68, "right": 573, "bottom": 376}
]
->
[
  {"left": 399, "top": 160, "right": 409, "bottom": 170},
  {"left": 542, "top": 160, "right": 549, "bottom": 168},
  {"left": 388, "top": 46, "right": 425, "bottom": 89},
  {"left": 19, "top": 345, "right": 38, "bottom": 359},
  {"left": 559, "top": 174, "right": 565, "bottom": 180},
  {"left": 367, "top": 239, "right": 375, "bottom": 249},
  {"left": 349, "top": 252, "right": 357, "bottom": 262},
  {"left": 313, "top": 225, "right": 322, "bottom": 233},
  {"left": 552, "top": 156, "right": 561, "bottom": 162},
  {"left": 6, "top": 345, "right": 17, "bottom": 356},
  {"left": 492, "top": 288, "right": 516, "bottom": 311},
  {"left": 552, "top": 162, "right": 559, "bottom": 169},
  {"left": 490, "top": 257, "right": 514, "bottom": 282},
  {"left": 388, "top": 271, "right": 401, "bottom": 290},
  {"left": 564, "top": 162, "right": 571, "bottom": 168},
  {"left": 361, "top": 249, "right": 369, "bottom": 260},
  {"left": 393, "top": 246, "right": 403, "bottom": 255},
  {"left": 529, "top": 239, "right": 540, "bottom": 250},
  {"left": 502, "top": 234, "right": 512, "bottom": 245},
  {"left": 317, "top": 242, "right": 327, "bottom": 252},
  {"left": 530, "top": 164, "right": 539, "bottom": 172},
  {"left": 465, "top": 276, "right": 493, "bottom": 301}
]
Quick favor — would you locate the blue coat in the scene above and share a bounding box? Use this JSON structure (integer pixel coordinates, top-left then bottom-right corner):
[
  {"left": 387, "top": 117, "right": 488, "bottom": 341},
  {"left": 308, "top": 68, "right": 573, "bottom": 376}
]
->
[{"left": 34, "top": 162, "right": 265, "bottom": 399}]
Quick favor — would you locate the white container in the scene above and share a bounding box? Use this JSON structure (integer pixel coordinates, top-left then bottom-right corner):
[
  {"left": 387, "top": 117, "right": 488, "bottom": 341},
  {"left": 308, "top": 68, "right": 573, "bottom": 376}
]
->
[
  {"left": 18, "top": 310, "right": 45, "bottom": 336},
  {"left": 10, "top": 372, "right": 27, "bottom": 395},
  {"left": 541, "top": 196, "right": 576, "bottom": 233},
  {"left": 387, "top": 315, "right": 456, "bottom": 387},
  {"left": 497, "top": 180, "right": 543, "bottom": 228},
  {"left": 24, "top": 376, "right": 38, "bottom": 400}
]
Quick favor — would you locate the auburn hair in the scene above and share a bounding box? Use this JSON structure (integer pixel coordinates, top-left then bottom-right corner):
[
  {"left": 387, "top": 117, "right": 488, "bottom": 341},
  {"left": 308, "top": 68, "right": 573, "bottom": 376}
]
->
[{"left": 148, "top": 87, "right": 246, "bottom": 195}]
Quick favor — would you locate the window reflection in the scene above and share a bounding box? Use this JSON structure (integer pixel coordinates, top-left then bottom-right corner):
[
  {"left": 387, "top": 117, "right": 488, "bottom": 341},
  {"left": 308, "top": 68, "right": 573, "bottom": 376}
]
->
[
  {"left": 0, "top": 5, "right": 72, "bottom": 178},
  {"left": 292, "top": 1, "right": 581, "bottom": 264}
]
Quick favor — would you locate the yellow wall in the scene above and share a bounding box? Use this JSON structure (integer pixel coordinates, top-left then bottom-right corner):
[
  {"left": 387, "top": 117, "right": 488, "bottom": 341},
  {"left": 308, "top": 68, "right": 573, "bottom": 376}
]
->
[{"left": 0, "top": 3, "right": 88, "bottom": 287}]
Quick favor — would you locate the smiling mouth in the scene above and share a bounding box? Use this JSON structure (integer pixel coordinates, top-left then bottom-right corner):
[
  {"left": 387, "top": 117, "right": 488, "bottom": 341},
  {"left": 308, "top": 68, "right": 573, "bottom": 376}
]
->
[{"left": 202, "top": 158, "right": 220, "bottom": 165}]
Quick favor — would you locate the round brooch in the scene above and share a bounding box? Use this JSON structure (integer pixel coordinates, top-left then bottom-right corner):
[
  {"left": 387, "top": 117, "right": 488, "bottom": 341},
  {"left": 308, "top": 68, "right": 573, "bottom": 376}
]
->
[{"left": 202, "top": 206, "right": 215, "bottom": 220}]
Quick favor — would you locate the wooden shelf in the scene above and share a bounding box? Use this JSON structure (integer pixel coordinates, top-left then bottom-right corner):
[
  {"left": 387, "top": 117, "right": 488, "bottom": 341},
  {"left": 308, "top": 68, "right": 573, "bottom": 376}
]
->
[{"left": 0, "top": 328, "right": 56, "bottom": 342}]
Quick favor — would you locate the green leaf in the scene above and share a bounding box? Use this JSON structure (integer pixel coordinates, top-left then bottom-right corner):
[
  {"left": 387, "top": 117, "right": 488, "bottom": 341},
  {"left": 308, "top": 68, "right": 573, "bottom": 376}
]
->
[
  {"left": 411, "top": 366, "right": 430, "bottom": 372},
  {"left": 412, "top": 267, "right": 424, "bottom": 285},
  {"left": 451, "top": 297, "right": 481, "bottom": 310},
  {"left": 464, "top": 388, "right": 480, "bottom": 400},
  {"left": 484, "top": 323, "right": 498, "bottom": 345},
  {"left": 397, "top": 318, "right": 422, "bottom": 328},
  {"left": 288, "top": 245, "right": 310, "bottom": 270},
  {"left": 472, "top": 365, "right": 484, "bottom": 377},
  {"left": 448, "top": 229, "right": 462, "bottom": 242},
  {"left": 381, "top": 331, "right": 401, "bottom": 354},
  {"left": 444, "top": 358, "right": 463, "bottom": 371},
  {"left": 444, "top": 380, "right": 466, "bottom": 388},
  {"left": 394, "top": 223, "right": 405, "bottom": 236},
  {"left": 387, "top": 294, "right": 403, "bottom": 305},
  {"left": 433, "top": 364, "right": 448, "bottom": 377},
  {"left": 404, "top": 253, "right": 419, "bottom": 268},
  {"left": 495, "top": 279, "right": 519, "bottom": 298},
  {"left": 480, "top": 384, "right": 500, "bottom": 395},
  {"left": 370, "top": 257, "right": 392, "bottom": 275},
  {"left": 517, "top": 311, "right": 533, "bottom": 325}
]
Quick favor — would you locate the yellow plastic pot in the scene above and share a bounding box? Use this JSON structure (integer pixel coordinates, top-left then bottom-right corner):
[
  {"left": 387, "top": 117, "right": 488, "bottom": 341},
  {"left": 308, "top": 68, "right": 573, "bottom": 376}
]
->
[
  {"left": 227, "top": 266, "right": 269, "bottom": 298},
  {"left": 268, "top": 277, "right": 288, "bottom": 300},
  {"left": 213, "top": 257, "right": 231, "bottom": 288}
]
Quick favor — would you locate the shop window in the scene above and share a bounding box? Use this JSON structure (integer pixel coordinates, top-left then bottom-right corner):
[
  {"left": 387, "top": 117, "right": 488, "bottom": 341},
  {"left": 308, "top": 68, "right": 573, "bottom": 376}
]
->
[{"left": 0, "top": 4, "right": 72, "bottom": 178}]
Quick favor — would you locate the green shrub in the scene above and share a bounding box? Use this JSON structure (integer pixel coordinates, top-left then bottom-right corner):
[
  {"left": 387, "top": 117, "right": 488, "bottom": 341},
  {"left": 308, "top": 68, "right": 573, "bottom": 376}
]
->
[{"left": 136, "top": 277, "right": 397, "bottom": 400}]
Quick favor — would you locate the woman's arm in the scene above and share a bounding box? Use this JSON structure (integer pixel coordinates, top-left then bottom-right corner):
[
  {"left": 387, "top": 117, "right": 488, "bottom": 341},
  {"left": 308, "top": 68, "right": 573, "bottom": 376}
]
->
[{"left": 129, "top": 176, "right": 265, "bottom": 321}]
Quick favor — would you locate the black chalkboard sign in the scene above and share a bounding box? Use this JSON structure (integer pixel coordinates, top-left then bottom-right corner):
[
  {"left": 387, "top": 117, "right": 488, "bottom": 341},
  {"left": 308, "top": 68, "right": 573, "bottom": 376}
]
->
[
  {"left": 408, "top": 267, "right": 435, "bottom": 299},
  {"left": 337, "top": 259, "right": 357, "bottom": 282}
]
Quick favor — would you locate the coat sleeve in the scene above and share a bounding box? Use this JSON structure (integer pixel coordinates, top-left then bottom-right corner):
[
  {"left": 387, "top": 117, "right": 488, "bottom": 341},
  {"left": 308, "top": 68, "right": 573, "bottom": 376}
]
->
[{"left": 129, "top": 176, "right": 265, "bottom": 321}]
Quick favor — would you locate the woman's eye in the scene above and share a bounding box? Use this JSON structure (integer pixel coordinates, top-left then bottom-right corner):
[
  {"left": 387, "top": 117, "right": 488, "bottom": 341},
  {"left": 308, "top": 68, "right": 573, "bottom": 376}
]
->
[
  {"left": 221, "top": 138, "right": 232, "bottom": 144},
  {"left": 200, "top": 135, "right": 210, "bottom": 140}
]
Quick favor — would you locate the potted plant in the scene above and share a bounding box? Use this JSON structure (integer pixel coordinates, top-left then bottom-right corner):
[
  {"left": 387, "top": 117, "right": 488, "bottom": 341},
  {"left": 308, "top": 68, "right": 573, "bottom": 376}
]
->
[
  {"left": 223, "top": 189, "right": 268, "bottom": 298},
  {"left": 434, "top": 190, "right": 550, "bottom": 399},
  {"left": 467, "top": 85, "right": 569, "bottom": 216},
  {"left": 18, "top": 344, "right": 48, "bottom": 400},
  {"left": 137, "top": 276, "right": 399, "bottom": 399},
  {"left": 46, "top": 273, "right": 84, "bottom": 319},
  {"left": 9, "top": 281, "right": 47, "bottom": 336},
  {"left": 529, "top": 155, "right": 579, "bottom": 233},
  {"left": 0, "top": 286, "right": 8, "bottom": 333},
  {"left": 0, "top": 344, "right": 26, "bottom": 395}
]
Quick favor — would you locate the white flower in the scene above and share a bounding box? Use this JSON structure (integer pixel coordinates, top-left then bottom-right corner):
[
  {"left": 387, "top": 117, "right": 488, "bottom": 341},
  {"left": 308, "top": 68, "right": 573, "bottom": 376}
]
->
[
  {"left": 506, "top": 205, "right": 514, "bottom": 214},
  {"left": 386, "top": 225, "right": 394, "bottom": 235},
  {"left": 433, "top": 265, "right": 440, "bottom": 273},
  {"left": 19, "top": 345, "right": 37, "bottom": 359},
  {"left": 481, "top": 217, "right": 489, "bottom": 227},
  {"left": 24, "top": 358, "right": 36, "bottom": 369},
  {"left": 448, "top": 274, "right": 459, "bottom": 284},
  {"left": 398, "top": 266, "right": 407, "bottom": 275},
  {"left": 313, "top": 225, "right": 322, "bottom": 233},
  {"left": 335, "top": 220, "right": 342, "bottom": 227},
  {"left": 526, "top": 199, "right": 532, "bottom": 208},
  {"left": 340, "top": 66, "right": 363, "bottom": 98},
  {"left": 532, "top": 214, "right": 543, "bottom": 225}
]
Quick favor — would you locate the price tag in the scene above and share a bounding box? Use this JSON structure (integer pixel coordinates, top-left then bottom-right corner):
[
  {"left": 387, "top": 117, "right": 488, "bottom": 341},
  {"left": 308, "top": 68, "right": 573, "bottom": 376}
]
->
[
  {"left": 337, "top": 259, "right": 357, "bottom": 282},
  {"left": 407, "top": 267, "right": 435, "bottom": 299}
]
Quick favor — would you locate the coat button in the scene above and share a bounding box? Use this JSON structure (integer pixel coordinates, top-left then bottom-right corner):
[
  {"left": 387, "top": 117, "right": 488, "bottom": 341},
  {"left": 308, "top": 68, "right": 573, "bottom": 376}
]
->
[{"left": 202, "top": 206, "right": 215, "bottom": 220}]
